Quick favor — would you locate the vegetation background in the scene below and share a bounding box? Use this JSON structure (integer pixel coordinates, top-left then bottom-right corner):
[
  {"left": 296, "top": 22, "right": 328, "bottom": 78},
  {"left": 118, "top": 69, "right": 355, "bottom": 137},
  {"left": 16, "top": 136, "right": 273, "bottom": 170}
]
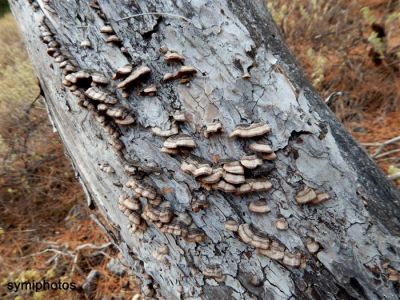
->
[{"left": 0, "top": 0, "right": 399, "bottom": 299}]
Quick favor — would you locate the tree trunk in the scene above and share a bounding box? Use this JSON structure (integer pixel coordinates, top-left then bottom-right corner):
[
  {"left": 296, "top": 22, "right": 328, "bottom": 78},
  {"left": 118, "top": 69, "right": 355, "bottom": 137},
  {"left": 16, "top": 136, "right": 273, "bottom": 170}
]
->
[{"left": 9, "top": 0, "right": 400, "bottom": 299}]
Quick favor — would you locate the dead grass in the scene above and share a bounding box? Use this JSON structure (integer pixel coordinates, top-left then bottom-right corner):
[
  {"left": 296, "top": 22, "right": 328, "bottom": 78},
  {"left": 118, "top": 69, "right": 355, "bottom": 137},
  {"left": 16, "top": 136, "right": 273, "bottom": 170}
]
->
[{"left": 0, "top": 1, "right": 399, "bottom": 299}]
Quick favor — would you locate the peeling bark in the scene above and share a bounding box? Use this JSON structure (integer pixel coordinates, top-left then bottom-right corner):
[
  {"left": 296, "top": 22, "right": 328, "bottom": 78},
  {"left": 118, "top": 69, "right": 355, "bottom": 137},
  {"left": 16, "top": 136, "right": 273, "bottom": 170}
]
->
[{"left": 9, "top": 0, "right": 400, "bottom": 299}]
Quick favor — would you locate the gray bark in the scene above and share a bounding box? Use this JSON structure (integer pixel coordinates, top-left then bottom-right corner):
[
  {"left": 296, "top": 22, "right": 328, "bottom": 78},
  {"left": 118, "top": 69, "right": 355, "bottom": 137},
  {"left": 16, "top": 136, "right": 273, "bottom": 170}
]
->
[{"left": 9, "top": 0, "right": 400, "bottom": 299}]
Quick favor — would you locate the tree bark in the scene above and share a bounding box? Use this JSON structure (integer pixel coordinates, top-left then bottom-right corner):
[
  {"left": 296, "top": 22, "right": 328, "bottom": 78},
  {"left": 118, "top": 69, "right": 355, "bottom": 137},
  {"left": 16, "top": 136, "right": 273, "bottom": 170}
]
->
[{"left": 9, "top": 0, "right": 400, "bottom": 299}]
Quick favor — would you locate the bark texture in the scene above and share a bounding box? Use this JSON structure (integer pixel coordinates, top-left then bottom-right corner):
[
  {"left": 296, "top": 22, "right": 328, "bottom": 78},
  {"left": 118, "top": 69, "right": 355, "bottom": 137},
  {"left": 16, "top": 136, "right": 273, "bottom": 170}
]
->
[{"left": 9, "top": 0, "right": 400, "bottom": 299}]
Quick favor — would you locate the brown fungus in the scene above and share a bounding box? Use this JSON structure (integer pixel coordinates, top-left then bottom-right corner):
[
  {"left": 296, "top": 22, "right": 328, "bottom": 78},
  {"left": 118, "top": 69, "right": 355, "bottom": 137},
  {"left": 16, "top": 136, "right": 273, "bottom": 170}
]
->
[
  {"left": 262, "top": 152, "right": 277, "bottom": 161},
  {"left": 185, "top": 228, "right": 205, "bottom": 243},
  {"left": 105, "top": 35, "right": 121, "bottom": 44},
  {"left": 224, "top": 219, "right": 239, "bottom": 232},
  {"left": 99, "top": 162, "right": 115, "bottom": 174},
  {"left": 282, "top": 251, "right": 301, "bottom": 268},
  {"left": 295, "top": 186, "right": 317, "bottom": 205},
  {"left": 249, "top": 142, "right": 273, "bottom": 154},
  {"left": 275, "top": 217, "right": 288, "bottom": 231},
  {"left": 164, "top": 51, "right": 185, "bottom": 63},
  {"left": 112, "top": 64, "right": 132, "bottom": 80},
  {"left": 100, "top": 25, "right": 114, "bottom": 34},
  {"left": 240, "top": 155, "right": 263, "bottom": 169},
  {"left": 306, "top": 239, "right": 320, "bottom": 254},
  {"left": 248, "top": 199, "right": 270, "bottom": 214},
  {"left": 199, "top": 168, "right": 224, "bottom": 184},
  {"left": 140, "top": 84, "right": 157, "bottom": 96},
  {"left": 84, "top": 87, "right": 118, "bottom": 104},
  {"left": 191, "top": 197, "right": 209, "bottom": 212},
  {"left": 163, "top": 135, "right": 196, "bottom": 149},
  {"left": 222, "top": 172, "right": 246, "bottom": 185},
  {"left": 258, "top": 241, "right": 285, "bottom": 260},
  {"left": 204, "top": 122, "right": 223, "bottom": 138},
  {"left": 91, "top": 73, "right": 109, "bottom": 85},
  {"left": 212, "top": 180, "right": 236, "bottom": 193},
  {"left": 312, "top": 192, "right": 331, "bottom": 205},
  {"left": 80, "top": 39, "right": 91, "bottom": 48},
  {"left": 117, "top": 65, "right": 151, "bottom": 89},
  {"left": 229, "top": 122, "right": 271, "bottom": 138},
  {"left": 238, "top": 179, "right": 272, "bottom": 194},
  {"left": 151, "top": 123, "right": 179, "bottom": 137},
  {"left": 222, "top": 161, "right": 244, "bottom": 175}
]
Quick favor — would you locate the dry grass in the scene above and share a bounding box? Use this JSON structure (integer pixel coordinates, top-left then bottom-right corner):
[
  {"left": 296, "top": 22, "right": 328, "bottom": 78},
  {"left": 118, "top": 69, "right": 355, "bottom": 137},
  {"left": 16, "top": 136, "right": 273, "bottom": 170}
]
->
[{"left": 0, "top": 1, "right": 399, "bottom": 299}]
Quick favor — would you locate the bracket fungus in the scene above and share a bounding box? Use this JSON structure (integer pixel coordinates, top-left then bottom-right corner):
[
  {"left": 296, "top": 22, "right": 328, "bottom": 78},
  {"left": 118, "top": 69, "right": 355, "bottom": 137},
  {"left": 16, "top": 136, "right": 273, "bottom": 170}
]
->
[
  {"left": 185, "top": 228, "right": 206, "bottom": 243},
  {"left": 117, "top": 65, "right": 151, "bottom": 89},
  {"left": 198, "top": 168, "right": 224, "bottom": 184},
  {"left": 112, "top": 64, "right": 132, "bottom": 80},
  {"left": 106, "top": 107, "right": 135, "bottom": 125},
  {"left": 160, "top": 219, "right": 188, "bottom": 237},
  {"left": 258, "top": 241, "right": 285, "bottom": 260},
  {"left": 140, "top": 85, "right": 157, "bottom": 96},
  {"left": 306, "top": 239, "right": 320, "bottom": 254},
  {"left": 229, "top": 122, "right": 271, "bottom": 138},
  {"left": 151, "top": 123, "right": 179, "bottom": 137},
  {"left": 224, "top": 219, "right": 239, "bottom": 232},
  {"left": 275, "top": 217, "right": 288, "bottom": 231},
  {"left": 80, "top": 39, "right": 91, "bottom": 48},
  {"left": 91, "top": 73, "right": 109, "bottom": 86},
  {"left": 238, "top": 224, "right": 270, "bottom": 250},
  {"left": 84, "top": 87, "right": 118, "bottom": 104},
  {"left": 240, "top": 155, "right": 263, "bottom": 169},
  {"left": 105, "top": 35, "right": 121, "bottom": 44},
  {"left": 100, "top": 25, "right": 114, "bottom": 34},
  {"left": 212, "top": 180, "right": 236, "bottom": 193},
  {"left": 172, "top": 112, "right": 186, "bottom": 122},
  {"left": 204, "top": 122, "right": 223, "bottom": 138},
  {"left": 295, "top": 186, "right": 330, "bottom": 205},
  {"left": 203, "top": 265, "right": 225, "bottom": 282},
  {"left": 163, "top": 135, "right": 196, "bottom": 149},
  {"left": 118, "top": 194, "right": 141, "bottom": 211},
  {"left": 222, "top": 172, "right": 246, "bottom": 185},
  {"left": 248, "top": 199, "right": 270, "bottom": 214},
  {"left": 222, "top": 161, "right": 244, "bottom": 175},
  {"left": 238, "top": 179, "right": 273, "bottom": 194},
  {"left": 282, "top": 251, "right": 301, "bottom": 268},
  {"left": 152, "top": 244, "right": 169, "bottom": 261},
  {"left": 249, "top": 143, "right": 273, "bottom": 154},
  {"left": 262, "top": 152, "right": 277, "bottom": 161},
  {"left": 164, "top": 51, "right": 185, "bottom": 63}
]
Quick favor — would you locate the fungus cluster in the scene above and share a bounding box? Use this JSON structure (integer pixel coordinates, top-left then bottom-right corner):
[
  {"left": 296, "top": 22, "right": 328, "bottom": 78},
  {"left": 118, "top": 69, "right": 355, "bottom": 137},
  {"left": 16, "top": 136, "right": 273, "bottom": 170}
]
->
[
  {"left": 295, "top": 186, "right": 330, "bottom": 205},
  {"left": 124, "top": 179, "right": 205, "bottom": 243},
  {"left": 100, "top": 25, "right": 121, "bottom": 46},
  {"left": 232, "top": 223, "right": 303, "bottom": 268},
  {"left": 202, "top": 265, "right": 225, "bottom": 282},
  {"left": 113, "top": 65, "right": 152, "bottom": 98}
]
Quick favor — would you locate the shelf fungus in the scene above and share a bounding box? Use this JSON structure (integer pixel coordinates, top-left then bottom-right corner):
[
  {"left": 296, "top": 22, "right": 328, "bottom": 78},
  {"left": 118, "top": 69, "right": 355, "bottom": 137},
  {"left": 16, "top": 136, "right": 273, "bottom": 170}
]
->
[
  {"left": 151, "top": 123, "right": 179, "bottom": 137},
  {"left": 258, "top": 241, "right": 285, "bottom": 261},
  {"left": 223, "top": 172, "right": 246, "bottom": 185},
  {"left": 306, "top": 239, "right": 320, "bottom": 254},
  {"left": 80, "top": 39, "right": 91, "bottom": 48},
  {"left": 240, "top": 155, "right": 263, "bottom": 169},
  {"left": 84, "top": 87, "right": 118, "bottom": 104},
  {"left": 163, "top": 66, "right": 197, "bottom": 82},
  {"left": 160, "top": 219, "right": 188, "bottom": 237},
  {"left": 249, "top": 143, "right": 273, "bottom": 154},
  {"left": 142, "top": 203, "right": 173, "bottom": 224},
  {"left": 65, "top": 70, "right": 91, "bottom": 85},
  {"left": 106, "top": 107, "right": 135, "bottom": 125},
  {"left": 275, "top": 217, "right": 288, "bottom": 231},
  {"left": 223, "top": 161, "right": 244, "bottom": 175},
  {"left": 262, "top": 152, "right": 277, "bottom": 161},
  {"left": 198, "top": 168, "right": 224, "bottom": 184},
  {"left": 229, "top": 122, "right": 271, "bottom": 138},
  {"left": 163, "top": 135, "right": 196, "bottom": 150},
  {"left": 212, "top": 180, "right": 236, "bottom": 193},
  {"left": 140, "top": 85, "right": 157, "bottom": 96},
  {"left": 282, "top": 251, "right": 301, "bottom": 268},
  {"left": 99, "top": 162, "right": 115, "bottom": 174},
  {"left": 181, "top": 159, "right": 212, "bottom": 177},
  {"left": 238, "top": 224, "right": 270, "bottom": 250},
  {"left": 112, "top": 64, "right": 132, "bottom": 80},
  {"left": 248, "top": 199, "right": 270, "bottom": 214},
  {"left": 296, "top": 187, "right": 330, "bottom": 205},
  {"left": 118, "top": 194, "right": 141, "bottom": 211},
  {"left": 91, "top": 73, "right": 109, "bottom": 86},
  {"left": 204, "top": 122, "right": 223, "bottom": 138},
  {"left": 203, "top": 265, "right": 225, "bottom": 282},
  {"left": 117, "top": 65, "right": 151, "bottom": 89},
  {"left": 224, "top": 219, "right": 239, "bottom": 232},
  {"left": 100, "top": 25, "right": 114, "bottom": 34},
  {"left": 238, "top": 179, "right": 272, "bottom": 194},
  {"left": 105, "top": 35, "right": 121, "bottom": 44},
  {"left": 164, "top": 51, "right": 185, "bottom": 63}
]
